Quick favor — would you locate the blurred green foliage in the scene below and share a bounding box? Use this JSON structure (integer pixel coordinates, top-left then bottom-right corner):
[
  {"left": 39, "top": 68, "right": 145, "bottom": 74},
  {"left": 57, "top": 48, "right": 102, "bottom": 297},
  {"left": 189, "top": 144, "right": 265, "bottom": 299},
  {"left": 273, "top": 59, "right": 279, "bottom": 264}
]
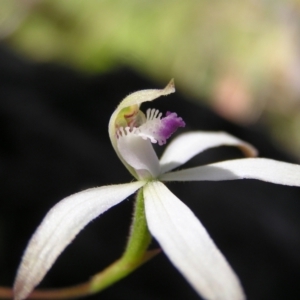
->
[{"left": 2, "top": 0, "right": 300, "bottom": 158}]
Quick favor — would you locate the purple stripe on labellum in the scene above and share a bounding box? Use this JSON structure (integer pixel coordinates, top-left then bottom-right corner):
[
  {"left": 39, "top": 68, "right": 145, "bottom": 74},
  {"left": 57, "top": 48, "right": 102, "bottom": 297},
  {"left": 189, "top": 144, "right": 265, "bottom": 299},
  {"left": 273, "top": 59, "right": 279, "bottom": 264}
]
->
[
  {"left": 137, "top": 109, "right": 185, "bottom": 145},
  {"left": 117, "top": 109, "right": 185, "bottom": 146},
  {"left": 158, "top": 112, "right": 185, "bottom": 144}
]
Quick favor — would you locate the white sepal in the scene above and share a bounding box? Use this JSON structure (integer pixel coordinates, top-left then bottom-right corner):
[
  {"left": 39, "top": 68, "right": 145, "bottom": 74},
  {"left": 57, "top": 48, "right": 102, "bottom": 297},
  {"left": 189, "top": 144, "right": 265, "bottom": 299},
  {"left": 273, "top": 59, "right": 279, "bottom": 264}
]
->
[
  {"left": 143, "top": 181, "right": 245, "bottom": 300},
  {"left": 160, "top": 158, "right": 300, "bottom": 186},
  {"left": 160, "top": 131, "right": 257, "bottom": 174},
  {"left": 13, "top": 181, "right": 145, "bottom": 300}
]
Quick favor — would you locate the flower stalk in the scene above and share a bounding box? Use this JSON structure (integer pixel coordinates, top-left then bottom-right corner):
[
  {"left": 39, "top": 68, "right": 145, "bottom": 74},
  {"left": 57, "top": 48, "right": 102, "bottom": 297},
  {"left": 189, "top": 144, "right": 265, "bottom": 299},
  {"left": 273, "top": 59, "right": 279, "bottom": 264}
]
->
[
  {"left": 89, "top": 188, "right": 154, "bottom": 293},
  {"left": 123, "top": 188, "right": 152, "bottom": 260}
]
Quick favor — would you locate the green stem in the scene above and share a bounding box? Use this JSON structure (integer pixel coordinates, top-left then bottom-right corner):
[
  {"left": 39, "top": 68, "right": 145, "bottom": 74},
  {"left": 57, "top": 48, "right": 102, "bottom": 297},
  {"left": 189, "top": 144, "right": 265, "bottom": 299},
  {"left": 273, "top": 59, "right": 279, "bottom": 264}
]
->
[
  {"left": 123, "top": 188, "right": 152, "bottom": 260},
  {"left": 89, "top": 188, "right": 152, "bottom": 292},
  {"left": 0, "top": 188, "right": 158, "bottom": 299}
]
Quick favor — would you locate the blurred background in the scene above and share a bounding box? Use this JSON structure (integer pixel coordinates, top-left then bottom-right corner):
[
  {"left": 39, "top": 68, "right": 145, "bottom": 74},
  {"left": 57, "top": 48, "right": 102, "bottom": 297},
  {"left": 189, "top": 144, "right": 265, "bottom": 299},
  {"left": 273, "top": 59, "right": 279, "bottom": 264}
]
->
[
  {"left": 1, "top": 0, "right": 300, "bottom": 159},
  {"left": 2, "top": 2, "right": 300, "bottom": 299}
]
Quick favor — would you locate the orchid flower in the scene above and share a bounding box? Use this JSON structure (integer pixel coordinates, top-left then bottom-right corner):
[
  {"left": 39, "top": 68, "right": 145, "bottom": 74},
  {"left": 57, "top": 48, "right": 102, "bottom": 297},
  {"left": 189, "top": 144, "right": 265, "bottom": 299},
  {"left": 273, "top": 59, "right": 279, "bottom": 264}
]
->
[{"left": 13, "top": 80, "right": 300, "bottom": 300}]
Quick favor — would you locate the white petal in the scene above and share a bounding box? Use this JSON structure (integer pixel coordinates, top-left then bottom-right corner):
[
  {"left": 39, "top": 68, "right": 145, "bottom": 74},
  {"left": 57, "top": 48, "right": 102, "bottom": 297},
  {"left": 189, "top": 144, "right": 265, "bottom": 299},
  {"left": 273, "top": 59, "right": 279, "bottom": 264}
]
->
[
  {"left": 144, "top": 181, "right": 245, "bottom": 300},
  {"left": 160, "top": 131, "right": 257, "bottom": 173},
  {"left": 161, "top": 157, "right": 300, "bottom": 186},
  {"left": 117, "top": 133, "right": 160, "bottom": 179},
  {"left": 13, "top": 181, "right": 145, "bottom": 300}
]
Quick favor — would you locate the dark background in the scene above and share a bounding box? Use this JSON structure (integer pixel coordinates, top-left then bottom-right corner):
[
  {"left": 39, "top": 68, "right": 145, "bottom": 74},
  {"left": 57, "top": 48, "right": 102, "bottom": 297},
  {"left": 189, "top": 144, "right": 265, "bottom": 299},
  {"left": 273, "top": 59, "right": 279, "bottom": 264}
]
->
[{"left": 0, "top": 45, "right": 300, "bottom": 300}]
